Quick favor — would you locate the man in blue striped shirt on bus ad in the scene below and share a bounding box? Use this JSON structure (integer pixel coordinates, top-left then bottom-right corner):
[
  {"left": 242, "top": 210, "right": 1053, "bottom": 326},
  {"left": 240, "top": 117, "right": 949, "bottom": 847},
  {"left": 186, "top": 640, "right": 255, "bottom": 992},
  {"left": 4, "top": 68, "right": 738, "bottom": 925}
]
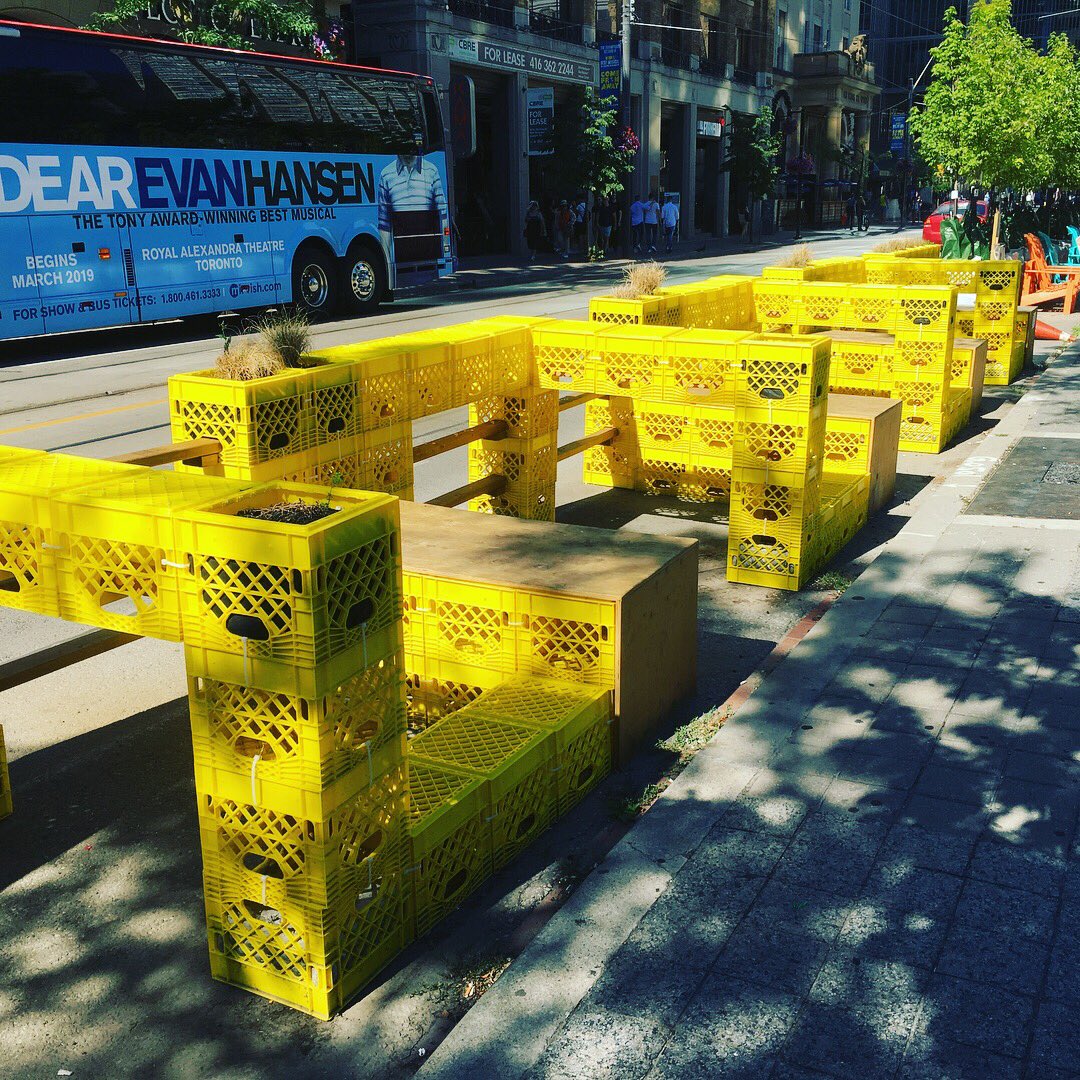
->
[{"left": 377, "top": 150, "right": 448, "bottom": 268}]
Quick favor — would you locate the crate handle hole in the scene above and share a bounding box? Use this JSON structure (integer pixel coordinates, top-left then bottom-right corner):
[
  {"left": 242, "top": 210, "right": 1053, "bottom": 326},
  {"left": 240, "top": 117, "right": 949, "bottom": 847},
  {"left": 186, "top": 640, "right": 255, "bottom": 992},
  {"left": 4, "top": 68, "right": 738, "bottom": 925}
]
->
[
  {"left": 575, "top": 765, "right": 595, "bottom": 789},
  {"left": 751, "top": 534, "right": 778, "bottom": 548},
  {"left": 225, "top": 613, "right": 270, "bottom": 641},
  {"left": 346, "top": 599, "right": 375, "bottom": 628},
  {"left": 242, "top": 899, "right": 284, "bottom": 925},
  {"left": 268, "top": 433, "right": 291, "bottom": 451},
  {"left": 514, "top": 813, "right": 537, "bottom": 839},
  {"left": 354, "top": 829, "right": 383, "bottom": 861},
  {"left": 326, "top": 417, "right": 346, "bottom": 435},
  {"left": 0, "top": 571, "right": 23, "bottom": 593},
  {"left": 441, "top": 868, "right": 469, "bottom": 900},
  {"left": 759, "top": 387, "right": 784, "bottom": 400}
]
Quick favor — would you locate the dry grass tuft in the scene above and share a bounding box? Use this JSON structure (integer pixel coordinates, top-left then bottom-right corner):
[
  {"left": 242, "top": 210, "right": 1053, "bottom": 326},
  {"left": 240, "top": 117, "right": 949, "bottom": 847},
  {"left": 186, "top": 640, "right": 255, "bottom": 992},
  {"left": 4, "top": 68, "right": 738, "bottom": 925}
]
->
[
  {"left": 871, "top": 236, "right": 930, "bottom": 253},
  {"left": 214, "top": 339, "right": 284, "bottom": 381},
  {"left": 773, "top": 244, "right": 814, "bottom": 268},
  {"left": 610, "top": 260, "right": 667, "bottom": 299},
  {"left": 254, "top": 309, "right": 313, "bottom": 367}
]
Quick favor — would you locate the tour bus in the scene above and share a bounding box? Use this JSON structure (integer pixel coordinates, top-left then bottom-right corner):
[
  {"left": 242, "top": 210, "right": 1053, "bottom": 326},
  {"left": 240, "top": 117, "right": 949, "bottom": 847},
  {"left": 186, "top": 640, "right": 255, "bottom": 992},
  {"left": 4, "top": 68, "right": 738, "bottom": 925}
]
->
[{"left": 0, "top": 20, "right": 453, "bottom": 339}]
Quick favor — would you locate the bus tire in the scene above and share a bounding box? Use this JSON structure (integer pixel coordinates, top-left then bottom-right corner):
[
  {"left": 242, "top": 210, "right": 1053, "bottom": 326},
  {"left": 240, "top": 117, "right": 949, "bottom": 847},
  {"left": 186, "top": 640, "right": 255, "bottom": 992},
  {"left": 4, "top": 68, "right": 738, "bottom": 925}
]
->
[
  {"left": 342, "top": 242, "right": 386, "bottom": 315},
  {"left": 291, "top": 244, "right": 339, "bottom": 317}
]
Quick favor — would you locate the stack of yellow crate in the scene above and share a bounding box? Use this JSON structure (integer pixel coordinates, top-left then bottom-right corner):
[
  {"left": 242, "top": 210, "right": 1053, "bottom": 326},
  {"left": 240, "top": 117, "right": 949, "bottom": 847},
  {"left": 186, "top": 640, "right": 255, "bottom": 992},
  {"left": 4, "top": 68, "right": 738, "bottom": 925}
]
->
[
  {"left": 727, "top": 335, "right": 830, "bottom": 589},
  {"left": 467, "top": 388, "right": 560, "bottom": 520},
  {"left": 175, "top": 481, "right": 409, "bottom": 1020},
  {"left": 406, "top": 676, "right": 611, "bottom": 936}
]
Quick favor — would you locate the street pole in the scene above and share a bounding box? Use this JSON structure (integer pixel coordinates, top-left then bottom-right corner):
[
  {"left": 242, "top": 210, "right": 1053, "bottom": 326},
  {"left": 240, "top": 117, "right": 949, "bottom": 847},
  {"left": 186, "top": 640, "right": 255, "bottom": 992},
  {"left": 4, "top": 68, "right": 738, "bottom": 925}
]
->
[
  {"left": 621, "top": 0, "right": 633, "bottom": 256},
  {"left": 898, "top": 77, "right": 913, "bottom": 231},
  {"left": 793, "top": 110, "right": 804, "bottom": 242}
]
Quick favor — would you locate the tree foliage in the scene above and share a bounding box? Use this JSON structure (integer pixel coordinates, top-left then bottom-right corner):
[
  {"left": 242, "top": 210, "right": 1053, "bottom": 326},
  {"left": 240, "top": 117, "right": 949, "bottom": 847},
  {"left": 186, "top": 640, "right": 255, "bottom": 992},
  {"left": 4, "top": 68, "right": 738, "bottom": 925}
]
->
[
  {"left": 87, "top": 0, "right": 320, "bottom": 53},
  {"left": 911, "top": 0, "right": 1080, "bottom": 196},
  {"left": 548, "top": 87, "right": 637, "bottom": 198},
  {"left": 726, "top": 112, "right": 782, "bottom": 201}
]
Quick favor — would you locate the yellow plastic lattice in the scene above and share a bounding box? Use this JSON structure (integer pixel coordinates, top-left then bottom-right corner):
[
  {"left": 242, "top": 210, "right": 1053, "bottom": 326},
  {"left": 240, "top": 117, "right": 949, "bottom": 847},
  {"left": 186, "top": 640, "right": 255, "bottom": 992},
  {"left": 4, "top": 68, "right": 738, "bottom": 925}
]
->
[
  {"left": 849, "top": 296, "right": 892, "bottom": 327},
  {"left": 0, "top": 520, "right": 46, "bottom": 604},
  {"left": 176, "top": 399, "right": 240, "bottom": 452},
  {"left": 898, "top": 296, "right": 951, "bottom": 330},
  {"left": 640, "top": 409, "right": 689, "bottom": 446},
  {"left": 408, "top": 711, "right": 541, "bottom": 776},
  {"left": 523, "top": 615, "right": 610, "bottom": 682},
  {"left": 536, "top": 345, "right": 590, "bottom": 389},
  {"left": 800, "top": 293, "right": 844, "bottom": 323},
  {"left": 695, "top": 417, "right": 735, "bottom": 456},
  {"left": 679, "top": 467, "right": 731, "bottom": 503},
  {"left": 198, "top": 768, "right": 406, "bottom": 909},
  {"left": 894, "top": 338, "right": 949, "bottom": 374},
  {"left": 457, "top": 677, "right": 602, "bottom": 725},
  {"left": 640, "top": 459, "right": 686, "bottom": 494},
  {"left": 731, "top": 481, "right": 811, "bottom": 524},
  {"left": 405, "top": 673, "right": 486, "bottom": 732},
  {"left": 732, "top": 533, "right": 798, "bottom": 574},
  {"left": 977, "top": 301, "right": 1011, "bottom": 323},
  {"left": 312, "top": 382, "right": 359, "bottom": 444},
  {"left": 823, "top": 429, "right": 868, "bottom": 471}
]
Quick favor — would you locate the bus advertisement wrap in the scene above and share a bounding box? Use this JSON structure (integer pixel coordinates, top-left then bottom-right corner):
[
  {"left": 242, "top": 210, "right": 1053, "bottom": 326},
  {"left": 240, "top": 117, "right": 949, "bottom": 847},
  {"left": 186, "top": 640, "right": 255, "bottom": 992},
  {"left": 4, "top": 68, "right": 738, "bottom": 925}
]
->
[
  {"left": 0, "top": 144, "right": 449, "bottom": 337},
  {"left": 0, "top": 21, "right": 453, "bottom": 339}
]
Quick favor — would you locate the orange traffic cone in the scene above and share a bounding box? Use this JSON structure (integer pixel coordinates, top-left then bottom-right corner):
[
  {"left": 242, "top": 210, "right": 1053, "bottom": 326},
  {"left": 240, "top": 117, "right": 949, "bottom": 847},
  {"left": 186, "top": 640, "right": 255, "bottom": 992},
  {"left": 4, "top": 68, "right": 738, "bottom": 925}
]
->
[{"left": 1035, "top": 319, "right": 1075, "bottom": 342}]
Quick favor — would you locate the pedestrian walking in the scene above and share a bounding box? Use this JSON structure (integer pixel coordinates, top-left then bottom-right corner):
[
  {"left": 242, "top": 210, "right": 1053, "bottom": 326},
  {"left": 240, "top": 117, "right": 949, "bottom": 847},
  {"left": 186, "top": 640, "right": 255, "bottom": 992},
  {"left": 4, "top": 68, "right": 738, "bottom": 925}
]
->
[
  {"left": 573, "top": 196, "right": 587, "bottom": 255},
  {"left": 845, "top": 191, "right": 857, "bottom": 233},
  {"left": 597, "top": 197, "right": 615, "bottom": 254},
  {"left": 643, "top": 193, "right": 660, "bottom": 253},
  {"left": 661, "top": 195, "right": 679, "bottom": 253},
  {"left": 523, "top": 200, "right": 545, "bottom": 261},
  {"left": 630, "top": 196, "right": 645, "bottom": 253},
  {"left": 856, "top": 191, "right": 868, "bottom": 232}
]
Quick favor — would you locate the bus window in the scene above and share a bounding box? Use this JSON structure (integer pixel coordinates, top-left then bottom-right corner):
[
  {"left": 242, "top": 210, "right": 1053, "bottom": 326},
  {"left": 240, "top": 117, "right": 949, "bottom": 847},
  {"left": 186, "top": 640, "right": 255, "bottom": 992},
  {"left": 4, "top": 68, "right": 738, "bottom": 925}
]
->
[
  {"left": 0, "top": 35, "right": 140, "bottom": 146},
  {"left": 421, "top": 88, "right": 445, "bottom": 153}
]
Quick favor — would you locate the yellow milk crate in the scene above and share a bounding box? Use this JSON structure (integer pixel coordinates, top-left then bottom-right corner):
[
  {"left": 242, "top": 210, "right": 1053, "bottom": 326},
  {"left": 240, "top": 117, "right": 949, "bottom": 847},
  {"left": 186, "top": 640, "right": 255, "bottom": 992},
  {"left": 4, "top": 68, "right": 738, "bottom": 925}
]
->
[
  {"left": 177, "top": 483, "right": 401, "bottom": 698},
  {"left": 846, "top": 286, "right": 898, "bottom": 333},
  {"left": 404, "top": 669, "right": 490, "bottom": 732},
  {"left": 401, "top": 571, "right": 519, "bottom": 683},
  {"left": 634, "top": 399, "right": 694, "bottom": 456},
  {"left": 678, "top": 465, "right": 733, "bottom": 503},
  {"left": 464, "top": 677, "right": 612, "bottom": 814},
  {"left": 661, "top": 329, "right": 751, "bottom": 408},
  {"left": 735, "top": 335, "right": 831, "bottom": 415},
  {"left": 823, "top": 416, "right": 872, "bottom": 476},
  {"left": 894, "top": 286, "right": 957, "bottom": 335},
  {"left": 198, "top": 760, "right": 408, "bottom": 912},
  {"left": 0, "top": 451, "right": 137, "bottom": 618},
  {"left": 205, "top": 859, "right": 410, "bottom": 1020},
  {"left": 589, "top": 294, "right": 666, "bottom": 325},
  {"left": 406, "top": 757, "right": 491, "bottom": 937},
  {"left": 752, "top": 279, "right": 800, "bottom": 328},
  {"left": 188, "top": 650, "right": 406, "bottom": 820},
  {"left": 169, "top": 366, "right": 314, "bottom": 470},
  {"left": 512, "top": 590, "right": 618, "bottom": 687},
  {"left": 590, "top": 326, "right": 682, "bottom": 398},
  {"left": 796, "top": 283, "right": 851, "bottom": 329},
  {"left": 689, "top": 403, "right": 737, "bottom": 467},
  {"left": 731, "top": 406, "right": 826, "bottom": 488},
  {"left": 52, "top": 469, "right": 248, "bottom": 642},
  {"left": 532, "top": 320, "right": 597, "bottom": 393},
  {"left": 888, "top": 334, "right": 954, "bottom": 387}
]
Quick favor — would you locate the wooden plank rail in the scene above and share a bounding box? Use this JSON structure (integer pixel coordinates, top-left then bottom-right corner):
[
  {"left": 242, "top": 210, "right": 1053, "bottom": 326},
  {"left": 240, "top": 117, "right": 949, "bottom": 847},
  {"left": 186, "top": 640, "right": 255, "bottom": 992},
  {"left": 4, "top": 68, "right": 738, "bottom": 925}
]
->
[
  {"left": 413, "top": 419, "right": 508, "bottom": 463},
  {"left": 556, "top": 427, "right": 619, "bottom": 463},
  {"left": 110, "top": 438, "right": 222, "bottom": 467},
  {"left": 558, "top": 392, "right": 597, "bottom": 412},
  {"left": 425, "top": 473, "right": 507, "bottom": 508},
  {"left": 0, "top": 628, "right": 139, "bottom": 693}
]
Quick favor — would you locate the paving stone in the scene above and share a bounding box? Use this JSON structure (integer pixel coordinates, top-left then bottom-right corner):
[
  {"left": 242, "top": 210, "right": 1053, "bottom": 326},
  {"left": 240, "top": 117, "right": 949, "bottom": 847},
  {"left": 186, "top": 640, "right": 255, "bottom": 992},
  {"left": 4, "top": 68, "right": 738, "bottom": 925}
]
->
[
  {"left": 646, "top": 875, "right": 763, "bottom": 961},
  {"left": 1044, "top": 936, "right": 1080, "bottom": 1004},
  {"left": 861, "top": 860, "right": 964, "bottom": 918},
  {"left": 772, "top": 833, "right": 880, "bottom": 896},
  {"left": 644, "top": 976, "right": 799, "bottom": 1080},
  {"left": 1036, "top": 700, "right": 1080, "bottom": 733},
  {"left": 871, "top": 700, "right": 947, "bottom": 739},
  {"left": 714, "top": 920, "right": 832, "bottom": 997},
  {"left": 897, "top": 1034, "right": 1024, "bottom": 1080},
  {"left": 967, "top": 837, "right": 1067, "bottom": 896},
  {"left": 929, "top": 738, "right": 1008, "bottom": 779},
  {"left": 823, "top": 664, "right": 902, "bottom": 705},
  {"left": 1030, "top": 999, "right": 1080, "bottom": 1073},
  {"left": 917, "top": 974, "right": 1035, "bottom": 1059},
  {"left": 877, "top": 824, "right": 978, "bottom": 873},
  {"left": 829, "top": 745, "right": 926, "bottom": 791},
  {"left": 781, "top": 1001, "right": 918, "bottom": 1080},
  {"left": 988, "top": 777, "right": 1079, "bottom": 851},
  {"left": 900, "top": 794, "right": 990, "bottom": 836},
  {"left": 1003, "top": 748, "right": 1080, "bottom": 787},
  {"left": 935, "top": 924, "right": 1050, "bottom": 996},
  {"left": 952, "top": 879, "right": 1058, "bottom": 943},
  {"left": 808, "top": 948, "right": 928, "bottom": 1013},
  {"left": 866, "top": 621, "right": 929, "bottom": 644},
  {"left": 852, "top": 638, "right": 921, "bottom": 664},
  {"left": 913, "top": 762, "right": 997, "bottom": 807},
  {"left": 529, "top": 1006, "right": 670, "bottom": 1080},
  {"left": 879, "top": 603, "right": 941, "bottom": 626},
  {"left": 912, "top": 645, "right": 980, "bottom": 671},
  {"left": 676, "top": 826, "right": 788, "bottom": 890},
  {"left": 921, "top": 626, "right": 986, "bottom": 653},
  {"left": 834, "top": 902, "right": 947, "bottom": 970},
  {"left": 740, "top": 878, "right": 852, "bottom": 944},
  {"left": 718, "top": 790, "right": 816, "bottom": 838}
]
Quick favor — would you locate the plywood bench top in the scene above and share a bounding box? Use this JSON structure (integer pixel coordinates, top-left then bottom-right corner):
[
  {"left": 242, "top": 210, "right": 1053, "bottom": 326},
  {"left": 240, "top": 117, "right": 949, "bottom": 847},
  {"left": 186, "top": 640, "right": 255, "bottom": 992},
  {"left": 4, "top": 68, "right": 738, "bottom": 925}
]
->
[
  {"left": 827, "top": 393, "right": 903, "bottom": 421},
  {"left": 399, "top": 501, "right": 697, "bottom": 601}
]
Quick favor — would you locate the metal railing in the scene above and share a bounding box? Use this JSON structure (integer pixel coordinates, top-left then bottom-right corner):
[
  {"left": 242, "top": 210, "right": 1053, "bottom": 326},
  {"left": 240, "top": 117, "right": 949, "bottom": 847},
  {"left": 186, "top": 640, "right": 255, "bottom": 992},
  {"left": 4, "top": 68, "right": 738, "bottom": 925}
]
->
[
  {"left": 448, "top": 0, "right": 514, "bottom": 28},
  {"left": 529, "top": 5, "right": 585, "bottom": 44}
]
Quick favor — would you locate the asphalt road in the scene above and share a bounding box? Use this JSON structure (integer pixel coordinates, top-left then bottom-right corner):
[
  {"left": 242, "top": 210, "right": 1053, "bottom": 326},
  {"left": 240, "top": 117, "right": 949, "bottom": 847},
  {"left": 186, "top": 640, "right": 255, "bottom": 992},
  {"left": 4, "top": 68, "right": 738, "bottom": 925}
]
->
[{"left": 4, "top": 226, "right": 1026, "bottom": 1079}]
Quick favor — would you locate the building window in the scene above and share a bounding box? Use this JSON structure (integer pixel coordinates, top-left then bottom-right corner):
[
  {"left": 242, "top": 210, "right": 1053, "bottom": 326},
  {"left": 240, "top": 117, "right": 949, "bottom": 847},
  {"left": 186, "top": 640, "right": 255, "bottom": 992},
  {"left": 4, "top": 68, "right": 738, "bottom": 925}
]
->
[{"left": 775, "top": 7, "right": 788, "bottom": 70}]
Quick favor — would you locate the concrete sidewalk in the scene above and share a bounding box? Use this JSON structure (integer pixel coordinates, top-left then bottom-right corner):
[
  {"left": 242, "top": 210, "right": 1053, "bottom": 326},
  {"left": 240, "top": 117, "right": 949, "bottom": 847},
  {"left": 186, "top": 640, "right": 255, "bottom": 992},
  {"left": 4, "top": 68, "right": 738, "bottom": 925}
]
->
[{"left": 418, "top": 345, "right": 1080, "bottom": 1078}]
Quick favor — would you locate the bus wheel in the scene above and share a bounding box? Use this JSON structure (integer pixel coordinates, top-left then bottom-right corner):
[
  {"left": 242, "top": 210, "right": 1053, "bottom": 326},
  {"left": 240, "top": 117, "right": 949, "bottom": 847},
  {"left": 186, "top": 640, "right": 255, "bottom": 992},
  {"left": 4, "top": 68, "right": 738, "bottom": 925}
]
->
[
  {"left": 292, "top": 247, "right": 339, "bottom": 316},
  {"left": 343, "top": 244, "right": 386, "bottom": 315}
]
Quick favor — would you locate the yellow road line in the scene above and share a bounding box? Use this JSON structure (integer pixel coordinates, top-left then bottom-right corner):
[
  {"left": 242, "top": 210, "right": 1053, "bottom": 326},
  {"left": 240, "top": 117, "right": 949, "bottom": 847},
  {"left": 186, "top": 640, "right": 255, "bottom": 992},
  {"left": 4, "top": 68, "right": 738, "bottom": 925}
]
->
[{"left": 0, "top": 397, "right": 168, "bottom": 437}]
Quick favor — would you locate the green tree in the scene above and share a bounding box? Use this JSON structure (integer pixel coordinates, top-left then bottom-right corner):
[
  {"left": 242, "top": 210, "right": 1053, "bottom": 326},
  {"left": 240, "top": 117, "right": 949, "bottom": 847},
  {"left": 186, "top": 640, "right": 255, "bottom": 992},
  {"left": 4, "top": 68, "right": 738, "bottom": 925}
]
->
[
  {"left": 88, "top": 0, "right": 319, "bottom": 52},
  {"left": 548, "top": 87, "right": 637, "bottom": 200},
  {"left": 724, "top": 111, "right": 781, "bottom": 240},
  {"left": 910, "top": 0, "right": 1041, "bottom": 200}
]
